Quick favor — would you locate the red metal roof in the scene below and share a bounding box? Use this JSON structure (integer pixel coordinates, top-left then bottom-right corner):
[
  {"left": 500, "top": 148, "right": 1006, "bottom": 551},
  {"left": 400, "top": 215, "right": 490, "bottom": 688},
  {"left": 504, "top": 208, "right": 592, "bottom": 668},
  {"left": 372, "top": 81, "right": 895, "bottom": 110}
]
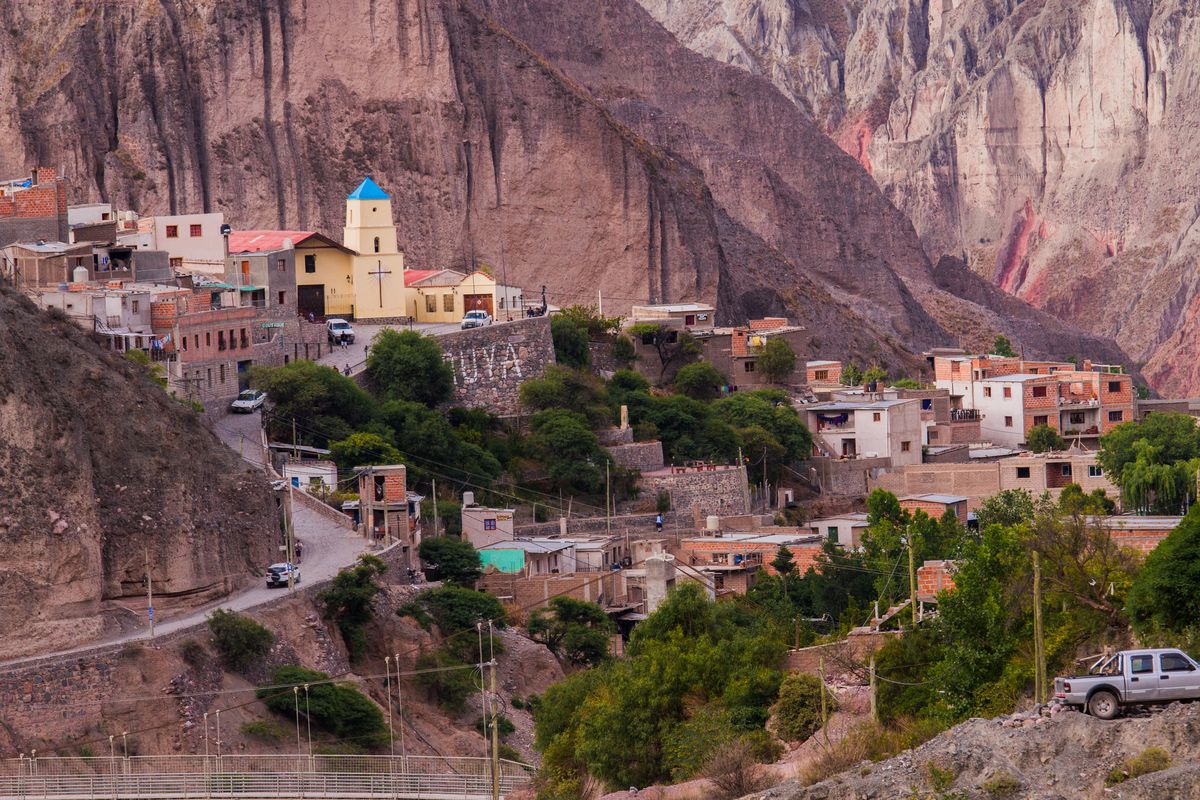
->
[
  {"left": 227, "top": 230, "right": 316, "bottom": 253},
  {"left": 403, "top": 269, "right": 440, "bottom": 287}
]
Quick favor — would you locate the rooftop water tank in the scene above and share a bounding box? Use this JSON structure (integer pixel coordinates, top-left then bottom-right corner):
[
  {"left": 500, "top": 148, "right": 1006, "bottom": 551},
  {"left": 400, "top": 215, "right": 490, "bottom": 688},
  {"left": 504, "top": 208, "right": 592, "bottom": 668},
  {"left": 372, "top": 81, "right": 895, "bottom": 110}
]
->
[
  {"left": 463, "top": 491, "right": 476, "bottom": 507},
  {"left": 706, "top": 515, "right": 720, "bottom": 531},
  {"left": 72, "top": 266, "right": 89, "bottom": 283}
]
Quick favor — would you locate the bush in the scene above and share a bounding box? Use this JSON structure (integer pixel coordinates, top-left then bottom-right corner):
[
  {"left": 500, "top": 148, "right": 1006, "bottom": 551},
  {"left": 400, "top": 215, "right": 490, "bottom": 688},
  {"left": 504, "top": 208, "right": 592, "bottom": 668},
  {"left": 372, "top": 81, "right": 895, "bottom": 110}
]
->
[
  {"left": 208, "top": 610, "right": 274, "bottom": 671},
  {"left": 925, "top": 762, "right": 956, "bottom": 791},
  {"left": 418, "top": 536, "right": 481, "bottom": 585},
  {"left": 1129, "top": 506, "right": 1200, "bottom": 635},
  {"left": 329, "top": 432, "right": 401, "bottom": 472},
  {"left": 320, "top": 555, "right": 387, "bottom": 663},
  {"left": 528, "top": 597, "right": 614, "bottom": 667},
  {"left": 415, "top": 647, "right": 478, "bottom": 711},
  {"left": 551, "top": 315, "right": 591, "bottom": 368},
  {"left": 674, "top": 361, "right": 726, "bottom": 401},
  {"left": 398, "top": 586, "right": 506, "bottom": 659},
  {"left": 476, "top": 714, "right": 516, "bottom": 739},
  {"left": 366, "top": 329, "right": 454, "bottom": 406},
  {"left": 981, "top": 771, "right": 1022, "bottom": 797},
  {"left": 258, "top": 666, "right": 389, "bottom": 747},
  {"left": 1026, "top": 424, "right": 1066, "bottom": 453},
  {"left": 1105, "top": 747, "right": 1171, "bottom": 786},
  {"left": 612, "top": 335, "right": 637, "bottom": 367},
  {"left": 241, "top": 720, "right": 286, "bottom": 742},
  {"left": 656, "top": 490, "right": 671, "bottom": 514},
  {"left": 770, "top": 673, "right": 835, "bottom": 742},
  {"left": 801, "top": 718, "right": 944, "bottom": 786},
  {"left": 180, "top": 639, "right": 207, "bottom": 667},
  {"left": 698, "top": 738, "right": 772, "bottom": 800},
  {"left": 757, "top": 338, "right": 796, "bottom": 384}
]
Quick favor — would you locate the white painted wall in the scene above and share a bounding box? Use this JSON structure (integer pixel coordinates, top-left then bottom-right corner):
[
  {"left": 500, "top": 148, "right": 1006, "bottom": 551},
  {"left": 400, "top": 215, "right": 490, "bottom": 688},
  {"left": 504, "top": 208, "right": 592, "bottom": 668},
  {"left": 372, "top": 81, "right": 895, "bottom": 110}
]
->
[
  {"left": 150, "top": 213, "right": 226, "bottom": 272},
  {"left": 976, "top": 381, "right": 1027, "bottom": 446}
]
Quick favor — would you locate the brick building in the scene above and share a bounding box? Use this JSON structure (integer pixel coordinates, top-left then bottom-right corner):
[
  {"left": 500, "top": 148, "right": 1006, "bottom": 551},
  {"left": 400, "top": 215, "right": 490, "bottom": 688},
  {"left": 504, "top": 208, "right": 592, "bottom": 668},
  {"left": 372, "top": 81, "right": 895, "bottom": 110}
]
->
[
  {"left": 917, "top": 560, "right": 957, "bottom": 602},
  {"left": 1093, "top": 516, "right": 1180, "bottom": 554},
  {"left": 806, "top": 360, "right": 842, "bottom": 387},
  {"left": 899, "top": 494, "right": 968, "bottom": 521},
  {"left": 354, "top": 464, "right": 421, "bottom": 567},
  {"left": 0, "top": 167, "right": 68, "bottom": 247}
]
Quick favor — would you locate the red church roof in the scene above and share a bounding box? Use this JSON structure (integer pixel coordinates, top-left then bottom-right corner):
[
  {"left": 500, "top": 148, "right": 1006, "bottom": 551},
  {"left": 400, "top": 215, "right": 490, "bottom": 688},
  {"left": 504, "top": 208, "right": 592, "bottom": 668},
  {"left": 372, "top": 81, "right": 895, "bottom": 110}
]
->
[
  {"left": 227, "top": 230, "right": 355, "bottom": 255},
  {"left": 403, "top": 269, "right": 440, "bottom": 287}
]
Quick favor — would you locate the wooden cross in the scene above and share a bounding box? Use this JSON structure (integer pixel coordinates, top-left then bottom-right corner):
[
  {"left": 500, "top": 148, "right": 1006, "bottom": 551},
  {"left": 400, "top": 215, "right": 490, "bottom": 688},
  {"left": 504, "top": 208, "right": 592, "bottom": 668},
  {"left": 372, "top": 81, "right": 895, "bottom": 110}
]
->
[{"left": 368, "top": 261, "right": 392, "bottom": 308}]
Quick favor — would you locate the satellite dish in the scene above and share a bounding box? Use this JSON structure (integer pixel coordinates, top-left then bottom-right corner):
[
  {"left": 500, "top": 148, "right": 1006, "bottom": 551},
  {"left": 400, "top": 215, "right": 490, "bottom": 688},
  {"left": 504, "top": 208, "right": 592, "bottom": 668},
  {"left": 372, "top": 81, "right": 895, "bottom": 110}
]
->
[{"left": 220, "top": 223, "right": 232, "bottom": 236}]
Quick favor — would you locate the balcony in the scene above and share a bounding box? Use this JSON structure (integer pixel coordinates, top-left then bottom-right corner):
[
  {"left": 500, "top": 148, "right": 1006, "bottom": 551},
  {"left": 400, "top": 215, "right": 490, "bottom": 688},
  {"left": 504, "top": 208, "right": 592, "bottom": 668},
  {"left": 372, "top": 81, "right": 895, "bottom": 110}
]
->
[{"left": 1058, "top": 396, "right": 1099, "bottom": 409}]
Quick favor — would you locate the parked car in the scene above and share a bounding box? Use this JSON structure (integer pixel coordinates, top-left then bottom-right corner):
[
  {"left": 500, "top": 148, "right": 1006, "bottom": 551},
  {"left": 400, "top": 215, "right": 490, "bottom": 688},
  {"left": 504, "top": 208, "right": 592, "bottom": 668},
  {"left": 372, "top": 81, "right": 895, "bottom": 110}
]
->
[
  {"left": 265, "top": 562, "right": 301, "bottom": 588},
  {"left": 229, "top": 389, "right": 267, "bottom": 413},
  {"left": 1054, "top": 648, "right": 1200, "bottom": 719},
  {"left": 326, "top": 318, "right": 356, "bottom": 344},
  {"left": 461, "top": 309, "right": 493, "bottom": 329}
]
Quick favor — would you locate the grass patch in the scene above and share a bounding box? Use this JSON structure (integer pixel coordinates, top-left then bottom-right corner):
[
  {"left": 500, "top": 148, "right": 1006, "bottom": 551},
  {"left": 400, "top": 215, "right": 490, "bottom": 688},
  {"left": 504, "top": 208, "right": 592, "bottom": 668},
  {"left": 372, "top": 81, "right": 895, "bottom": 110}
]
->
[
  {"left": 925, "top": 761, "right": 956, "bottom": 791},
  {"left": 981, "top": 771, "right": 1021, "bottom": 796},
  {"left": 1105, "top": 747, "right": 1171, "bottom": 786},
  {"left": 240, "top": 720, "right": 287, "bottom": 743}
]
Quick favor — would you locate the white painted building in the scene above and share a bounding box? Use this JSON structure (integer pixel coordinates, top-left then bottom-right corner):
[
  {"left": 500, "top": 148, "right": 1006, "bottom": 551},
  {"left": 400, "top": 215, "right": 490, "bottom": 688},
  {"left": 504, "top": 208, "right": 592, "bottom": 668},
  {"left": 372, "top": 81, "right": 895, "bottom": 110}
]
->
[
  {"left": 144, "top": 212, "right": 227, "bottom": 274},
  {"left": 975, "top": 375, "right": 1037, "bottom": 447},
  {"left": 808, "top": 512, "right": 870, "bottom": 550},
  {"left": 804, "top": 398, "right": 923, "bottom": 465},
  {"left": 283, "top": 460, "right": 339, "bottom": 491}
]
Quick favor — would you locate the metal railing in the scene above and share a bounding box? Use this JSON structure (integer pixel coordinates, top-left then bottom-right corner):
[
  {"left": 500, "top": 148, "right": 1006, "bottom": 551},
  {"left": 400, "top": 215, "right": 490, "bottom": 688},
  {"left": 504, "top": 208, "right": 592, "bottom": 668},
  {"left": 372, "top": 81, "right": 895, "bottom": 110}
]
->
[{"left": 0, "top": 755, "right": 533, "bottom": 800}]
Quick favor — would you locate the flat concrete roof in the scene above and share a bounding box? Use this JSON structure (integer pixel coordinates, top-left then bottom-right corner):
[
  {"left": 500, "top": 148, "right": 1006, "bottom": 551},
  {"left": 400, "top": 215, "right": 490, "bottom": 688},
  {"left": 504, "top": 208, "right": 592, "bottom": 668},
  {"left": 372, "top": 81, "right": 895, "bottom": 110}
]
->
[
  {"left": 630, "top": 303, "right": 714, "bottom": 314},
  {"left": 806, "top": 399, "right": 914, "bottom": 411},
  {"left": 979, "top": 373, "right": 1055, "bottom": 382},
  {"left": 480, "top": 539, "right": 575, "bottom": 554},
  {"left": 902, "top": 494, "right": 969, "bottom": 505}
]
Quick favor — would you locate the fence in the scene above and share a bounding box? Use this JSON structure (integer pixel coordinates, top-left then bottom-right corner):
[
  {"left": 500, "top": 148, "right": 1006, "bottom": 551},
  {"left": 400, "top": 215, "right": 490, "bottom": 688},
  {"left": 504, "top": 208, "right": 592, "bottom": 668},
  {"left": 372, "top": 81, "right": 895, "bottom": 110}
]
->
[{"left": 0, "top": 754, "right": 533, "bottom": 800}]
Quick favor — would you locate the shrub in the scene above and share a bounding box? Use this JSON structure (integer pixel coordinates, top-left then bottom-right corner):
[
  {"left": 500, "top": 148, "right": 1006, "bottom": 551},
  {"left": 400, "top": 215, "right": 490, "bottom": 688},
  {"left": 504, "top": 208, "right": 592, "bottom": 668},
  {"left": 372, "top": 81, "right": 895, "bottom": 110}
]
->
[
  {"left": 320, "top": 555, "right": 387, "bottom": 663},
  {"left": 498, "top": 743, "right": 523, "bottom": 763},
  {"left": 981, "top": 772, "right": 1021, "bottom": 797},
  {"left": 476, "top": 714, "right": 516, "bottom": 739},
  {"left": 1105, "top": 747, "right": 1171, "bottom": 786},
  {"left": 698, "top": 738, "right": 772, "bottom": 800},
  {"left": 415, "top": 647, "right": 477, "bottom": 711},
  {"left": 757, "top": 337, "right": 797, "bottom": 384},
  {"left": 208, "top": 610, "right": 274, "bottom": 671},
  {"left": 551, "top": 315, "right": 591, "bottom": 368},
  {"left": 1026, "top": 424, "right": 1066, "bottom": 453},
  {"left": 926, "top": 762, "right": 956, "bottom": 791},
  {"left": 366, "top": 329, "right": 454, "bottom": 406},
  {"left": 801, "top": 718, "right": 944, "bottom": 786},
  {"left": 180, "top": 639, "right": 207, "bottom": 667},
  {"left": 398, "top": 586, "right": 506, "bottom": 660},
  {"left": 612, "top": 335, "right": 637, "bottom": 367},
  {"left": 673, "top": 361, "right": 726, "bottom": 401},
  {"left": 770, "top": 673, "right": 835, "bottom": 742},
  {"left": 655, "top": 490, "right": 671, "bottom": 514},
  {"left": 258, "top": 666, "right": 389, "bottom": 747},
  {"left": 527, "top": 597, "right": 614, "bottom": 666},
  {"left": 241, "top": 720, "right": 286, "bottom": 742},
  {"left": 418, "top": 536, "right": 481, "bottom": 585}
]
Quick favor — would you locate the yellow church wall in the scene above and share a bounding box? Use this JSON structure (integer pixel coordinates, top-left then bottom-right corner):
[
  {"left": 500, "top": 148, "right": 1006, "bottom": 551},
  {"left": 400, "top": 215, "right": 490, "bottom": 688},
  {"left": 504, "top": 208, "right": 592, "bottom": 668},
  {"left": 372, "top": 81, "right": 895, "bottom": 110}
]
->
[
  {"left": 295, "top": 243, "right": 355, "bottom": 317},
  {"left": 411, "top": 272, "right": 498, "bottom": 323},
  {"left": 351, "top": 253, "right": 408, "bottom": 320}
]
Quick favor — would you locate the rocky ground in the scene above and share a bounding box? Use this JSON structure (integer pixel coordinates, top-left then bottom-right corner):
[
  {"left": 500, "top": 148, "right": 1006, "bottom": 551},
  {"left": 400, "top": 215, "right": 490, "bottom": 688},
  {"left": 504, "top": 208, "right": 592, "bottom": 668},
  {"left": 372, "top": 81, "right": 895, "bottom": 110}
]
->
[{"left": 769, "top": 702, "right": 1200, "bottom": 800}]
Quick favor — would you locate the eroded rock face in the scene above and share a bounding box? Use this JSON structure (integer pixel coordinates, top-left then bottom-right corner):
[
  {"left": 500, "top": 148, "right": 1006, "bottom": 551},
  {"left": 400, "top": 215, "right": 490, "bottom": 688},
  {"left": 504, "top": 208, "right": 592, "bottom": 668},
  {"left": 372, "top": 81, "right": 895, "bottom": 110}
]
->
[
  {"left": 0, "top": 289, "right": 274, "bottom": 660},
  {"left": 647, "top": 0, "right": 1200, "bottom": 393},
  {"left": 0, "top": 0, "right": 1132, "bottom": 374}
]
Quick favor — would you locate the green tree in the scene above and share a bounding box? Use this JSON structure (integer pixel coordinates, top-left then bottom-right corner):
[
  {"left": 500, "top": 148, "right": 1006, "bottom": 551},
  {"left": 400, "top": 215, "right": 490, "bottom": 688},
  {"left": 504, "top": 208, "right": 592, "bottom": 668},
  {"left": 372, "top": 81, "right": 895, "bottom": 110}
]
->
[
  {"left": 398, "top": 585, "right": 506, "bottom": 660},
  {"left": 319, "top": 555, "right": 387, "bottom": 662},
  {"left": 518, "top": 365, "right": 610, "bottom": 427},
  {"left": 1098, "top": 412, "right": 1200, "bottom": 485},
  {"left": 627, "top": 323, "right": 702, "bottom": 382},
  {"left": 527, "top": 409, "right": 607, "bottom": 494},
  {"left": 771, "top": 546, "right": 796, "bottom": 578},
  {"left": 862, "top": 365, "right": 888, "bottom": 386},
  {"left": 892, "top": 377, "right": 924, "bottom": 389},
  {"left": 376, "top": 400, "right": 502, "bottom": 487},
  {"left": 329, "top": 432, "right": 401, "bottom": 472},
  {"left": 975, "top": 489, "right": 1035, "bottom": 530},
  {"left": 713, "top": 390, "right": 812, "bottom": 462},
  {"left": 757, "top": 338, "right": 796, "bottom": 384},
  {"left": 207, "top": 610, "right": 274, "bottom": 671},
  {"left": 527, "top": 597, "right": 614, "bottom": 666},
  {"left": 1026, "top": 424, "right": 1066, "bottom": 453},
  {"left": 414, "top": 647, "right": 479, "bottom": 711},
  {"left": 612, "top": 335, "right": 637, "bottom": 367},
  {"left": 417, "top": 536, "right": 481, "bottom": 586},
  {"left": 366, "top": 329, "right": 454, "bottom": 406},
  {"left": 551, "top": 314, "right": 591, "bottom": 368},
  {"left": 556, "top": 305, "right": 622, "bottom": 338},
  {"left": 770, "top": 673, "right": 835, "bottom": 742},
  {"left": 992, "top": 335, "right": 1017, "bottom": 357},
  {"left": 674, "top": 361, "right": 726, "bottom": 401},
  {"left": 258, "top": 666, "right": 389, "bottom": 747},
  {"left": 1128, "top": 505, "right": 1200, "bottom": 635},
  {"left": 251, "top": 360, "right": 376, "bottom": 446},
  {"left": 840, "top": 362, "right": 864, "bottom": 386},
  {"left": 1057, "top": 483, "right": 1115, "bottom": 515},
  {"left": 1136, "top": 385, "right": 1151, "bottom": 400}
]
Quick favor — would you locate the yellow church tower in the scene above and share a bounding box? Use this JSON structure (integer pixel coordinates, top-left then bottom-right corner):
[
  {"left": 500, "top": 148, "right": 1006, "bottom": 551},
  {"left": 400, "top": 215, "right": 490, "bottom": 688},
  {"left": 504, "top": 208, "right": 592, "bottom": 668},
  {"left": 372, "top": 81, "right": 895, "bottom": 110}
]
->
[{"left": 344, "top": 177, "right": 408, "bottom": 321}]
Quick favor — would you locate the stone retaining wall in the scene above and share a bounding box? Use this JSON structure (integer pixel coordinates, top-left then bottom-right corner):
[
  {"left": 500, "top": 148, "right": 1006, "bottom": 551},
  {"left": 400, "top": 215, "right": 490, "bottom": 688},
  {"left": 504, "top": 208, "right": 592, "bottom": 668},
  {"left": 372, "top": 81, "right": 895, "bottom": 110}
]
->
[
  {"left": 640, "top": 466, "right": 751, "bottom": 520},
  {"left": 437, "top": 317, "right": 554, "bottom": 416},
  {"left": 606, "top": 441, "right": 664, "bottom": 472}
]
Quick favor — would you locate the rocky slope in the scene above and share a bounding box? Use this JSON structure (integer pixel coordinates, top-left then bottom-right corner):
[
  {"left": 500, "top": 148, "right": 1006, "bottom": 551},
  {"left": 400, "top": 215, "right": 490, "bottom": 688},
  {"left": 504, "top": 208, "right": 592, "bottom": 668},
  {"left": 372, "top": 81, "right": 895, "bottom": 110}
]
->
[
  {"left": 645, "top": 0, "right": 1200, "bottom": 394},
  {"left": 775, "top": 703, "right": 1200, "bottom": 800},
  {"left": 0, "top": 288, "right": 274, "bottom": 660},
  {"left": 0, "top": 0, "right": 1130, "bottom": 373}
]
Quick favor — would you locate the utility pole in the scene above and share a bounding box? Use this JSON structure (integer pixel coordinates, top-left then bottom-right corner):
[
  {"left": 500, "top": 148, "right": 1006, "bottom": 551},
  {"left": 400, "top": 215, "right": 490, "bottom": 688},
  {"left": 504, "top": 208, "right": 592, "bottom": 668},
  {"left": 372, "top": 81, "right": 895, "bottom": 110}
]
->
[
  {"left": 605, "top": 461, "right": 611, "bottom": 537},
  {"left": 818, "top": 657, "right": 830, "bottom": 750},
  {"left": 1033, "top": 550, "right": 1046, "bottom": 704},
  {"left": 292, "top": 418, "right": 298, "bottom": 458},
  {"left": 763, "top": 446, "right": 769, "bottom": 512},
  {"left": 395, "top": 651, "right": 407, "bottom": 768},
  {"left": 489, "top": 622, "right": 501, "bottom": 800},
  {"left": 869, "top": 654, "right": 878, "bottom": 724},
  {"left": 597, "top": 289, "right": 603, "bottom": 318},
  {"left": 285, "top": 486, "right": 296, "bottom": 593},
  {"left": 907, "top": 527, "right": 918, "bottom": 628},
  {"left": 432, "top": 478, "right": 439, "bottom": 537},
  {"left": 144, "top": 548, "right": 155, "bottom": 638}
]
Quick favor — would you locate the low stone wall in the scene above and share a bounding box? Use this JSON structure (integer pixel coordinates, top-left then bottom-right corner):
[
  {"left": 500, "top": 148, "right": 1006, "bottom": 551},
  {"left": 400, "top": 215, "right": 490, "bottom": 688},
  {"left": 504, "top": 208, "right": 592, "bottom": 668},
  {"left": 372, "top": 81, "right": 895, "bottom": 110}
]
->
[
  {"left": 290, "top": 487, "right": 356, "bottom": 532},
  {"left": 640, "top": 466, "right": 751, "bottom": 519},
  {"left": 436, "top": 317, "right": 554, "bottom": 416},
  {"left": 606, "top": 441, "right": 664, "bottom": 472}
]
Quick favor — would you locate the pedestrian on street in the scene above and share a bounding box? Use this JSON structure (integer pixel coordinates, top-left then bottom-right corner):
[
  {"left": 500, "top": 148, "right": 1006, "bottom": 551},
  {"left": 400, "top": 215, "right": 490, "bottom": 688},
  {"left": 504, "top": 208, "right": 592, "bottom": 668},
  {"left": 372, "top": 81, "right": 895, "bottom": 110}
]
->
[
  {"left": 655, "top": 513, "right": 663, "bottom": 532},
  {"left": 295, "top": 540, "right": 304, "bottom": 562}
]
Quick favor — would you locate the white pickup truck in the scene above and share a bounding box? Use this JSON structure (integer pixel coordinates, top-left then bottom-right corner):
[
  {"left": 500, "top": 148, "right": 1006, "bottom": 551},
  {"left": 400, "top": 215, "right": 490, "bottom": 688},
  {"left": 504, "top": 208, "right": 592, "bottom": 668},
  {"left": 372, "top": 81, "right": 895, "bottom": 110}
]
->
[{"left": 1054, "top": 648, "right": 1200, "bottom": 719}]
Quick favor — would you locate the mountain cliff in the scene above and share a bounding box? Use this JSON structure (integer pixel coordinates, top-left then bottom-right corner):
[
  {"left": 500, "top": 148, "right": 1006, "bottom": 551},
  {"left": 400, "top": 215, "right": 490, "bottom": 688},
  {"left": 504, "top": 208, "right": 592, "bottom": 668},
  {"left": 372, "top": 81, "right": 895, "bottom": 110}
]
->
[
  {"left": 0, "top": 289, "right": 274, "bottom": 660},
  {"left": 0, "top": 0, "right": 1133, "bottom": 373},
  {"left": 644, "top": 0, "right": 1200, "bottom": 393}
]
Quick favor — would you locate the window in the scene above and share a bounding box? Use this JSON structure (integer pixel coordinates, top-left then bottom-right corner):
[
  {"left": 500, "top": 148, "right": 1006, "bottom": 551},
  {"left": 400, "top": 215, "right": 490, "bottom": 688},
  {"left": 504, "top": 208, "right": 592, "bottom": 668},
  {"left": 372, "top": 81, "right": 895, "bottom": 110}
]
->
[
  {"left": 1160, "top": 653, "right": 1196, "bottom": 672},
  {"left": 984, "top": 386, "right": 992, "bottom": 398},
  {"left": 951, "top": 361, "right": 961, "bottom": 373},
  {"left": 130, "top": 299, "right": 140, "bottom": 313},
  {"left": 207, "top": 368, "right": 212, "bottom": 387},
  {"left": 278, "top": 291, "right": 286, "bottom": 306},
  {"left": 827, "top": 526, "right": 838, "bottom": 542},
  {"left": 373, "top": 236, "right": 380, "bottom": 253},
  {"left": 443, "top": 294, "right": 454, "bottom": 312},
  {"left": 484, "top": 519, "right": 497, "bottom": 531},
  {"left": 1005, "top": 415, "right": 1013, "bottom": 427},
  {"left": 1034, "top": 415, "right": 1048, "bottom": 426},
  {"left": 425, "top": 295, "right": 437, "bottom": 313},
  {"left": 240, "top": 328, "right": 249, "bottom": 348},
  {"left": 900, "top": 441, "right": 911, "bottom": 453},
  {"left": 744, "top": 361, "right": 756, "bottom": 373},
  {"left": 1070, "top": 412, "right": 1085, "bottom": 425},
  {"left": 873, "top": 412, "right": 881, "bottom": 422},
  {"left": 195, "top": 335, "right": 200, "bottom": 350},
  {"left": 1108, "top": 410, "right": 1124, "bottom": 422},
  {"left": 815, "top": 370, "right": 828, "bottom": 381},
  {"left": 928, "top": 430, "right": 938, "bottom": 441},
  {"left": 165, "top": 225, "right": 179, "bottom": 238},
  {"left": 1088, "top": 465, "right": 1103, "bottom": 477},
  {"left": 229, "top": 329, "right": 236, "bottom": 350},
  {"left": 276, "top": 258, "right": 286, "bottom": 272},
  {"left": 304, "top": 254, "right": 316, "bottom": 273},
  {"left": 1032, "top": 386, "right": 1047, "bottom": 398},
  {"left": 1129, "top": 654, "right": 1155, "bottom": 674},
  {"left": 1108, "top": 381, "right": 1122, "bottom": 393},
  {"left": 189, "top": 224, "right": 202, "bottom": 237},
  {"left": 1061, "top": 464, "right": 1072, "bottom": 477},
  {"left": 217, "top": 331, "right": 225, "bottom": 351},
  {"left": 1003, "top": 387, "right": 1012, "bottom": 399},
  {"left": 181, "top": 336, "right": 187, "bottom": 352},
  {"left": 219, "top": 364, "right": 226, "bottom": 383},
  {"left": 922, "top": 399, "right": 932, "bottom": 410},
  {"left": 1016, "top": 467, "right": 1030, "bottom": 479}
]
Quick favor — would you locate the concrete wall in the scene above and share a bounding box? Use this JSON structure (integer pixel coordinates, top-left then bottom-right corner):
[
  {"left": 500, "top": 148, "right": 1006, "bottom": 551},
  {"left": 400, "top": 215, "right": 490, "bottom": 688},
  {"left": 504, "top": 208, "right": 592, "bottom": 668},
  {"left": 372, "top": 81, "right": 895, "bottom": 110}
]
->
[
  {"left": 438, "top": 316, "right": 554, "bottom": 416},
  {"left": 812, "top": 456, "right": 891, "bottom": 497},
  {"left": 640, "top": 465, "right": 751, "bottom": 519}
]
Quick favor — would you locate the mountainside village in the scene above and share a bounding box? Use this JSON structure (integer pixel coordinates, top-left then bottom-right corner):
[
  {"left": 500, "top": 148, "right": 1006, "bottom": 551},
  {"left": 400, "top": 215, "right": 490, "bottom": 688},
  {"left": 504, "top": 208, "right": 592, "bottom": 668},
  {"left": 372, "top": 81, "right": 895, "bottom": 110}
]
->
[{"left": 5, "top": 164, "right": 1200, "bottom": 798}]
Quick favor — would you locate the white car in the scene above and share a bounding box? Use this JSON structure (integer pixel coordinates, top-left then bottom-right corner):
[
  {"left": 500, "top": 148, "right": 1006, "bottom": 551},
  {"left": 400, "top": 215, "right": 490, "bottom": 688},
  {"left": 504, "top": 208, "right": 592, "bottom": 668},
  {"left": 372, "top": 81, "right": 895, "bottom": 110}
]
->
[
  {"left": 230, "top": 389, "right": 266, "bottom": 413},
  {"left": 461, "top": 309, "right": 493, "bottom": 329},
  {"left": 326, "top": 318, "right": 356, "bottom": 344},
  {"left": 266, "top": 563, "right": 301, "bottom": 588}
]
